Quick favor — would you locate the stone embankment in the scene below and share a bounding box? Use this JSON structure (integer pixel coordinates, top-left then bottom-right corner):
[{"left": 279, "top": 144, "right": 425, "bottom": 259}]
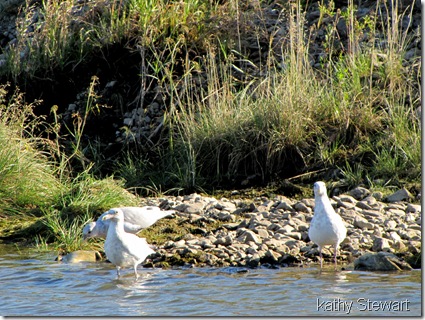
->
[{"left": 139, "top": 186, "right": 421, "bottom": 270}]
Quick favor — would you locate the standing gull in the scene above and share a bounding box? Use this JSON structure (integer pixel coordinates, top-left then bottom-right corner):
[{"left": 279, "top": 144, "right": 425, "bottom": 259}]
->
[
  {"left": 83, "top": 206, "right": 175, "bottom": 240},
  {"left": 308, "top": 181, "right": 347, "bottom": 269},
  {"left": 102, "top": 208, "right": 156, "bottom": 279}
]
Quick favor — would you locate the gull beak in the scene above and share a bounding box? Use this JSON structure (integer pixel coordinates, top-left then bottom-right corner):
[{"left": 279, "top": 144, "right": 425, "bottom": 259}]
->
[{"left": 102, "top": 213, "right": 114, "bottom": 221}]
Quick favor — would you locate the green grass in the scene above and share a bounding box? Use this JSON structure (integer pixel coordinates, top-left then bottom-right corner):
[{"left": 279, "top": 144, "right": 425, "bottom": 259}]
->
[
  {"left": 0, "top": 82, "right": 141, "bottom": 252},
  {"left": 0, "top": 85, "right": 63, "bottom": 209}
]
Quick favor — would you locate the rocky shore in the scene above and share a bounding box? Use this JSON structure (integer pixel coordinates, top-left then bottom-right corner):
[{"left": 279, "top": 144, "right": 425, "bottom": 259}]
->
[{"left": 124, "top": 186, "right": 421, "bottom": 271}]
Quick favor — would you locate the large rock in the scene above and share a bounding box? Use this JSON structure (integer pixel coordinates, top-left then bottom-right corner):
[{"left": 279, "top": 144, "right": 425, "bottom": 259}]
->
[
  {"left": 354, "top": 252, "right": 412, "bottom": 271},
  {"left": 386, "top": 188, "right": 413, "bottom": 202}
]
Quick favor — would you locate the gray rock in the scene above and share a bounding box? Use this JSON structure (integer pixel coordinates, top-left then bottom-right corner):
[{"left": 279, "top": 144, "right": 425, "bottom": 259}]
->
[
  {"left": 237, "top": 229, "right": 261, "bottom": 244},
  {"left": 246, "top": 253, "right": 261, "bottom": 268},
  {"left": 383, "top": 219, "right": 398, "bottom": 230},
  {"left": 255, "top": 228, "right": 269, "bottom": 238},
  {"left": 214, "top": 211, "right": 234, "bottom": 222},
  {"left": 293, "top": 202, "right": 311, "bottom": 213},
  {"left": 214, "top": 235, "right": 233, "bottom": 246},
  {"left": 388, "top": 231, "right": 402, "bottom": 242},
  {"left": 276, "top": 225, "right": 295, "bottom": 234},
  {"left": 337, "top": 200, "right": 356, "bottom": 209},
  {"left": 197, "top": 239, "right": 213, "bottom": 249},
  {"left": 372, "top": 191, "right": 384, "bottom": 201},
  {"left": 222, "top": 222, "right": 240, "bottom": 230},
  {"left": 372, "top": 237, "right": 391, "bottom": 252},
  {"left": 406, "top": 203, "right": 421, "bottom": 214},
  {"left": 287, "top": 232, "right": 302, "bottom": 240},
  {"left": 386, "top": 188, "right": 413, "bottom": 202},
  {"left": 361, "top": 209, "right": 383, "bottom": 218},
  {"left": 265, "top": 249, "right": 281, "bottom": 263},
  {"left": 356, "top": 201, "right": 372, "bottom": 210},
  {"left": 349, "top": 187, "right": 371, "bottom": 200},
  {"left": 180, "top": 202, "right": 205, "bottom": 214},
  {"left": 354, "top": 252, "right": 412, "bottom": 271},
  {"left": 338, "top": 195, "right": 357, "bottom": 204},
  {"left": 275, "top": 200, "right": 294, "bottom": 211},
  {"left": 215, "top": 200, "right": 237, "bottom": 212},
  {"left": 353, "top": 216, "right": 374, "bottom": 230}
]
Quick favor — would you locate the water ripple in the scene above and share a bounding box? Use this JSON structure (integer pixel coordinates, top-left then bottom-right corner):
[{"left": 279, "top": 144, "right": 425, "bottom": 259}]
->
[{"left": 0, "top": 246, "right": 421, "bottom": 316}]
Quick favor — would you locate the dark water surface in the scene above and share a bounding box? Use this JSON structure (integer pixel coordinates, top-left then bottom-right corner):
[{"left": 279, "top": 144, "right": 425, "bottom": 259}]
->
[{"left": 0, "top": 244, "right": 421, "bottom": 316}]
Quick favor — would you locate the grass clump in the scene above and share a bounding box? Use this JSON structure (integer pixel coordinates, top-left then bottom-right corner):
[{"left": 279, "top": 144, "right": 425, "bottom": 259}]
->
[
  {"left": 0, "top": 84, "right": 63, "bottom": 209},
  {"left": 0, "top": 83, "right": 140, "bottom": 252}
]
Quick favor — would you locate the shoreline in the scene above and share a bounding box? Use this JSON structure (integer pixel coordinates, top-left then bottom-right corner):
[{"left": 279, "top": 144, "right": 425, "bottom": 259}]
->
[
  {"left": 1, "top": 185, "right": 420, "bottom": 271},
  {"left": 135, "top": 186, "right": 421, "bottom": 270}
]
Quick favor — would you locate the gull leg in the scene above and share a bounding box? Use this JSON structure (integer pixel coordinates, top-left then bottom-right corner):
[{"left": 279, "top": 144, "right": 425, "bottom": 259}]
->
[
  {"left": 319, "top": 247, "right": 323, "bottom": 269},
  {"left": 116, "top": 266, "right": 121, "bottom": 278},
  {"left": 134, "top": 264, "right": 139, "bottom": 280},
  {"left": 334, "top": 244, "right": 338, "bottom": 271}
]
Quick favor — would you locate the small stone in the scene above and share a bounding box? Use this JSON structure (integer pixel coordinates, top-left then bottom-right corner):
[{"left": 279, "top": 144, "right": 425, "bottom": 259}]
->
[
  {"left": 200, "top": 239, "right": 215, "bottom": 249},
  {"left": 338, "top": 195, "right": 357, "bottom": 203},
  {"left": 353, "top": 216, "right": 374, "bottom": 230},
  {"left": 276, "top": 225, "right": 295, "bottom": 234},
  {"left": 337, "top": 200, "right": 356, "bottom": 209},
  {"left": 287, "top": 232, "right": 302, "bottom": 240},
  {"left": 349, "top": 187, "right": 371, "bottom": 200},
  {"left": 184, "top": 202, "right": 205, "bottom": 214},
  {"left": 361, "top": 210, "right": 383, "bottom": 218},
  {"left": 238, "top": 229, "right": 261, "bottom": 244},
  {"left": 265, "top": 249, "right": 281, "bottom": 263},
  {"left": 213, "top": 236, "right": 227, "bottom": 246},
  {"left": 275, "top": 201, "right": 294, "bottom": 211},
  {"left": 256, "top": 228, "right": 269, "bottom": 238},
  {"left": 356, "top": 201, "right": 372, "bottom": 210},
  {"left": 246, "top": 253, "right": 261, "bottom": 268},
  {"left": 392, "top": 240, "right": 406, "bottom": 251},
  {"left": 389, "top": 231, "right": 402, "bottom": 242},
  {"left": 406, "top": 203, "right": 421, "bottom": 214},
  {"left": 384, "top": 219, "right": 398, "bottom": 230},
  {"left": 372, "top": 237, "right": 391, "bottom": 252},
  {"left": 293, "top": 202, "right": 311, "bottom": 213},
  {"left": 370, "top": 192, "right": 383, "bottom": 201},
  {"left": 222, "top": 222, "right": 240, "bottom": 230}
]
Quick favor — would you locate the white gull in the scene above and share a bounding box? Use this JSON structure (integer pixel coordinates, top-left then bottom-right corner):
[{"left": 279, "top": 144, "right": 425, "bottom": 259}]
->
[
  {"left": 308, "top": 181, "right": 347, "bottom": 269},
  {"left": 82, "top": 206, "right": 174, "bottom": 240},
  {"left": 102, "top": 208, "right": 156, "bottom": 279}
]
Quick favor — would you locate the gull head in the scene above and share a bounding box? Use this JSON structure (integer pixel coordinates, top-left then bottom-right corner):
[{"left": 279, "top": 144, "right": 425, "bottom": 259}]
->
[
  {"left": 102, "top": 208, "right": 124, "bottom": 222},
  {"left": 82, "top": 222, "right": 97, "bottom": 240},
  {"left": 313, "top": 181, "right": 327, "bottom": 197}
]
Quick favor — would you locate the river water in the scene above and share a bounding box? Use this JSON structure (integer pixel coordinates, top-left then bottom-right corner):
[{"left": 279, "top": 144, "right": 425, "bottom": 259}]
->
[{"left": 0, "top": 244, "right": 421, "bottom": 317}]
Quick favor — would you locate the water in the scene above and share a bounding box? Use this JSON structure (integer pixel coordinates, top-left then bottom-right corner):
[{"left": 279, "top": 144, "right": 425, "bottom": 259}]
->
[{"left": 0, "top": 244, "right": 421, "bottom": 316}]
